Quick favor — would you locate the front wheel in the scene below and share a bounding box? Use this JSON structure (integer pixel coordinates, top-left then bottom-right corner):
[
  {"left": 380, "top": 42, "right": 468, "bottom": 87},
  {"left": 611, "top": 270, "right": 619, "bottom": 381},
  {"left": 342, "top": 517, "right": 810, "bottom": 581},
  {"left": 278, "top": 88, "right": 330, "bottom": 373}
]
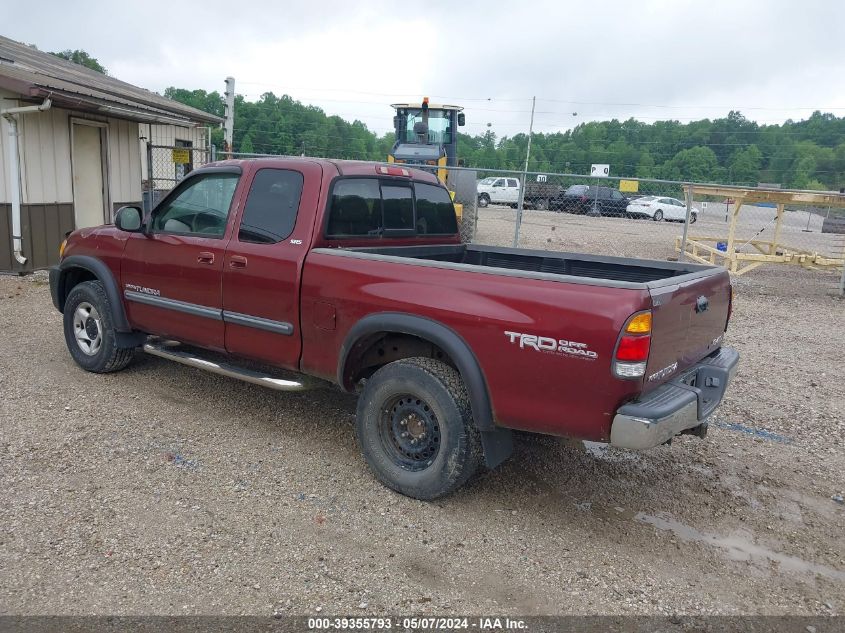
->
[
  {"left": 690, "top": 213, "right": 697, "bottom": 224},
  {"left": 477, "top": 194, "right": 490, "bottom": 208},
  {"left": 653, "top": 209, "right": 664, "bottom": 222},
  {"left": 535, "top": 198, "right": 549, "bottom": 211},
  {"left": 63, "top": 281, "right": 135, "bottom": 373},
  {"left": 355, "top": 358, "right": 483, "bottom": 500}
]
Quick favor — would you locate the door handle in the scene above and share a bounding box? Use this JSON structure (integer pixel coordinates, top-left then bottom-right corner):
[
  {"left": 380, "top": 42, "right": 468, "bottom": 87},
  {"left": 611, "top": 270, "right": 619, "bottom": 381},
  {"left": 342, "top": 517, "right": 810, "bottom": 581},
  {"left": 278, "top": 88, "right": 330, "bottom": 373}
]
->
[
  {"left": 229, "top": 255, "right": 248, "bottom": 268},
  {"left": 197, "top": 251, "right": 215, "bottom": 264}
]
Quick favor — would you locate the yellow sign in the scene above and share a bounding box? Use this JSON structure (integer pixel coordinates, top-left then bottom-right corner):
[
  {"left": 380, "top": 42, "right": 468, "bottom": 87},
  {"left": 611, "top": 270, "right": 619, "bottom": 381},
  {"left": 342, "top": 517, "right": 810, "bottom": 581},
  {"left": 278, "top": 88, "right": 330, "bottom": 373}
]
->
[
  {"left": 619, "top": 179, "right": 639, "bottom": 193},
  {"left": 171, "top": 148, "right": 190, "bottom": 164}
]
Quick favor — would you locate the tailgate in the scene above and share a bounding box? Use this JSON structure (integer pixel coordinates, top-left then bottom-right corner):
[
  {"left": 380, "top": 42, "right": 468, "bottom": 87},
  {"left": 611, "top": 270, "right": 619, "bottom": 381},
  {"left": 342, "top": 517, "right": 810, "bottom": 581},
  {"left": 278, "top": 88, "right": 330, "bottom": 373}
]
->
[{"left": 644, "top": 270, "right": 731, "bottom": 390}]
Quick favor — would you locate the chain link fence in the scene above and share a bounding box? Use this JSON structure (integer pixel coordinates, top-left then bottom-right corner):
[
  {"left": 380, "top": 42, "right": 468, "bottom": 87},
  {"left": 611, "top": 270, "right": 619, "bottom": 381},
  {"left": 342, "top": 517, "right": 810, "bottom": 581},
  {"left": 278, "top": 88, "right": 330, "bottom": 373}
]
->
[
  {"left": 444, "top": 166, "right": 845, "bottom": 291},
  {"left": 144, "top": 144, "right": 213, "bottom": 211},
  {"left": 153, "top": 147, "right": 845, "bottom": 292}
]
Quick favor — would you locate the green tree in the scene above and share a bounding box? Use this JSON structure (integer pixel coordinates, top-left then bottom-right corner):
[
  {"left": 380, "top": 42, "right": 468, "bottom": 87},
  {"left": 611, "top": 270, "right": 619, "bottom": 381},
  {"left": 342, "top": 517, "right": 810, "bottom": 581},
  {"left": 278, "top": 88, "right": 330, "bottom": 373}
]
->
[
  {"left": 49, "top": 49, "right": 107, "bottom": 74},
  {"left": 239, "top": 134, "right": 254, "bottom": 154}
]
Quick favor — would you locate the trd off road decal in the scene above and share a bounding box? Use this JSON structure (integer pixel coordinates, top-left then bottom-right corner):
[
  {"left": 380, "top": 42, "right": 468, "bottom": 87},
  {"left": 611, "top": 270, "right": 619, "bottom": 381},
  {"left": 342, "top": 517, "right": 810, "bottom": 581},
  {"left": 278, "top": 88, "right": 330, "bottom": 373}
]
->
[{"left": 504, "top": 331, "right": 597, "bottom": 360}]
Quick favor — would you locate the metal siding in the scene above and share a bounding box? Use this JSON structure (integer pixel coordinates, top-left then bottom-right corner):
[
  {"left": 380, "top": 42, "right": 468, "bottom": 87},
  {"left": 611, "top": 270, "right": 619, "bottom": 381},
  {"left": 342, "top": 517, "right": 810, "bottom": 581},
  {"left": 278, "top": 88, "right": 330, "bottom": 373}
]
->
[
  {"left": 0, "top": 88, "right": 15, "bottom": 203},
  {"left": 107, "top": 118, "right": 142, "bottom": 205},
  {"left": 19, "top": 107, "right": 73, "bottom": 204},
  {"left": 0, "top": 203, "right": 74, "bottom": 272},
  {"left": 0, "top": 203, "right": 11, "bottom": 271}
]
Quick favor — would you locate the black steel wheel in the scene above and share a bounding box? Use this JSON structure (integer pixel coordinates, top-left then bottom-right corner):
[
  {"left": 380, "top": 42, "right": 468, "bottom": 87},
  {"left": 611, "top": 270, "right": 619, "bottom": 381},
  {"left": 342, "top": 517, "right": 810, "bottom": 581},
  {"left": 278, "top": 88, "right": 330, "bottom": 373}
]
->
[
  {"left": 356, "top": 357, "right": 483, "bottom": 500},
  {"left": 378, "top": 395, "right": 441, "bottom": 472}
]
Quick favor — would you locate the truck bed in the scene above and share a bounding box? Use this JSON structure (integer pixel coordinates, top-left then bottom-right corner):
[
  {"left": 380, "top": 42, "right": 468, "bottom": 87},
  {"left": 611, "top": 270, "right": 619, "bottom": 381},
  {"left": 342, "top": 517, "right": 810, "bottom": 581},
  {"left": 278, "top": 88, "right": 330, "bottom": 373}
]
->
[{"left": 332, "top": 244, "right": 717, "bottom": 287}]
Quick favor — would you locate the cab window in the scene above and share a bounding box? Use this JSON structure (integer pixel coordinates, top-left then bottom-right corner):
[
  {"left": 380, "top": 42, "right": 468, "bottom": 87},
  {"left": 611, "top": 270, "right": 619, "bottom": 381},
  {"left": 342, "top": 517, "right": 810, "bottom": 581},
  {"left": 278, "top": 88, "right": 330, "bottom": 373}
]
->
[
  {"left": 152, "top": 173, "right": 239, "bottom": 237},
  {"left": 326, "top": 178, "right": 457, "bottom": 238},
  {"left": 239, "top": 169, "right": 304, "bottom": 244}
]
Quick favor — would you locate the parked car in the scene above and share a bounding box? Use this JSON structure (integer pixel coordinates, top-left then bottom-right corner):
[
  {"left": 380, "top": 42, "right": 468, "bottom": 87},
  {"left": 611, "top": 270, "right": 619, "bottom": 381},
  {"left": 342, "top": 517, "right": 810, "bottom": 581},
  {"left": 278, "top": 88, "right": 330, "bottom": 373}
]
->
[
  {"left": 49, "top": 159, "right": 737, "bottom": 501},
  {"left": 476, "top": 177, "right": 562, "bottom": 210},
  {"left": 477, "top": 176, "right": 520, "bottom": 207},
  {"left": 626, "top": 196, "right": 699, "bottom": 223},
  {"left": 550, "top": 185, "right": 631, "bottom": 216}
]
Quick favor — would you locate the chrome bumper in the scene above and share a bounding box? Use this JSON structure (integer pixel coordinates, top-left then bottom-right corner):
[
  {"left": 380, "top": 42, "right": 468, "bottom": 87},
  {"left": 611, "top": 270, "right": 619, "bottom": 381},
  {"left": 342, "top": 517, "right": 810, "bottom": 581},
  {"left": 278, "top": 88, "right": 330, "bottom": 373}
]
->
[{"left": 610, "top": 346, "right": 739, "bottom": 450}]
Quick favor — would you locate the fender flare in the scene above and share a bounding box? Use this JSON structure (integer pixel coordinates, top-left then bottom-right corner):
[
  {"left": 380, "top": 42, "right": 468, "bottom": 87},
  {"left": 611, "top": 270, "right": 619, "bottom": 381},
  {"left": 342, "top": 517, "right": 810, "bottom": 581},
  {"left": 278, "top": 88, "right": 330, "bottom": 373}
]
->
[
  {"left": 338, "top": 312, "right": 513, "bottom": 468},
  {"left": 56, "top": 255, "right": 131, "bottom": 332}
]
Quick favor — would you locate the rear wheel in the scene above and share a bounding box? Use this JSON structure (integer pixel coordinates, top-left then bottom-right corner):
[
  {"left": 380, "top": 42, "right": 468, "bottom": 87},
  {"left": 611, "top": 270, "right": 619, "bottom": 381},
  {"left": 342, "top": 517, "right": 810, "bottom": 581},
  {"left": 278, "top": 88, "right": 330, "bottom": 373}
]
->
[
  {"left": 535, "top": 198, "right": 549, "bottom": 211},
  {"left": 690, "top": 213, "right": 697, "bottom": 224},
  {"left": 477, "top": 194, "right": 490, "bottom": 208},
  {"left": 355, "top": 357, "right": 483, "bottom": 500},
  {"left": 653, "top": 209, "right": 664, "bottom": 222},
  {"left": 63, "top": 281, "right": 135, "bottom": 373}
]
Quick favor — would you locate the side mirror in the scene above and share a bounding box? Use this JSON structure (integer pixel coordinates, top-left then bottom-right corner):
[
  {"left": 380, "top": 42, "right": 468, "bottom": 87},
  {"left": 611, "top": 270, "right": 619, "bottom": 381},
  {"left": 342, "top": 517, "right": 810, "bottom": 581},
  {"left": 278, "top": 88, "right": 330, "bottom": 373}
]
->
[
  {"left": 115, "top": 205, "right": 143, "bottom": 232},
  {"left": 457, "top": 113, "right": 466, "bottom": 127}
]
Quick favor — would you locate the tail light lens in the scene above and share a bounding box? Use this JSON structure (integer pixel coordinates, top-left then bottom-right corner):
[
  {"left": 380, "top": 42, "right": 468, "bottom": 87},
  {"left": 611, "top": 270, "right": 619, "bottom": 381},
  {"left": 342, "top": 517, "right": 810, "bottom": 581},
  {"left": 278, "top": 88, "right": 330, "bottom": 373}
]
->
[
  {"left": 613, "top": 310, "right": 652, "bottom": 379},
  {"left": 726, "top": 284, "right": 734, "bottom": 330},
  {"left": 580, "top": 195, "right": 588, "bottom": 202}
]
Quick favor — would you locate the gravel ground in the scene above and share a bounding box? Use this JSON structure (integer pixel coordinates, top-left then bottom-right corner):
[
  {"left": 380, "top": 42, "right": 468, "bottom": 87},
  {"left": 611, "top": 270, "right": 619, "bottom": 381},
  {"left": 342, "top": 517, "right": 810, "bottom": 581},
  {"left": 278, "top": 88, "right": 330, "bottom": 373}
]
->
[{"left": 1, "top": 237, "right": 843, "bottom": 616}]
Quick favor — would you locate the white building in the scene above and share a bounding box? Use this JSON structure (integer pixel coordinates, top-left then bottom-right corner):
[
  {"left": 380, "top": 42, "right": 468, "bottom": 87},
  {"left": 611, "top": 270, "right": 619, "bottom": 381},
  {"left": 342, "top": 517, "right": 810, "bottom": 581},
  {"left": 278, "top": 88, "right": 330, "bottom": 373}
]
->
[{"left": 0, "top": 35, "right": 222, "bottom": 272}]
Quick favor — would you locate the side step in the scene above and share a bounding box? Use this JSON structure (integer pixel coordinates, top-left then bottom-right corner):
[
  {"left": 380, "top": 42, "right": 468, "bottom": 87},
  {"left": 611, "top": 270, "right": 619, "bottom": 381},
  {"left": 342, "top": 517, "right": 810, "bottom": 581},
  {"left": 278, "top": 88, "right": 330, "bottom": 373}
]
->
[{"left": 143, "top": 341, "right": 310, "bottom": 392}]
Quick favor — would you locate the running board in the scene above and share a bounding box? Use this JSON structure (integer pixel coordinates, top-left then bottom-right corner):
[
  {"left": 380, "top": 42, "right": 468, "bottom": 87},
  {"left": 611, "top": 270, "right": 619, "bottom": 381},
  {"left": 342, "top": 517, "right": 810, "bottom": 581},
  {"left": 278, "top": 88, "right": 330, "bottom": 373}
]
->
[{"left": 143, "top": 341, "right": 310, "bottom": 392}]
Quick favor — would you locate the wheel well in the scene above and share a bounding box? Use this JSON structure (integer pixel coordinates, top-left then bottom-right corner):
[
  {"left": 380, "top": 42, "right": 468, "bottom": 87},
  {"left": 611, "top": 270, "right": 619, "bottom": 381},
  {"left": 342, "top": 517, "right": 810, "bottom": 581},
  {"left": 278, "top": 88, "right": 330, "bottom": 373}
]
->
[
  {"left": 58, "top": 267, "right": 97, "bottom": 311},
  {"left": 344, "top": 332, "right": 454, "bottom": 388}
]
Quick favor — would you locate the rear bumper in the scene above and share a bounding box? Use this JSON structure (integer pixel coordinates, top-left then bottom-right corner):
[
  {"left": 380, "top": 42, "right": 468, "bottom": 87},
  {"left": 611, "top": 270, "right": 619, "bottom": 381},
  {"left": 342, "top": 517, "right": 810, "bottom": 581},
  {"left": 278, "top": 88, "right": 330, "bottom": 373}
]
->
[{"left": 610, "top": 346, "right": 739, "bottom": 449}]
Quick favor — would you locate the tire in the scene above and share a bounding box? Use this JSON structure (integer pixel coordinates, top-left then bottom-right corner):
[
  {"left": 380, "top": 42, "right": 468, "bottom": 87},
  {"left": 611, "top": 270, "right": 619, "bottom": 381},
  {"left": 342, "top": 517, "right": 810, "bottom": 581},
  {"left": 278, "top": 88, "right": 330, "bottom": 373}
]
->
[
  {"left": 690, "top": 213, "right": 697, "bottom": 224},
  {"left": 477, "top": 194, "right": 490, "bottom": 208},
  {"left": 653, "top": 209, "right": 664, "bottom": 222},
  {"left": 63, "top": 281, "right": 135, "bottom": 373},
  {"left": 535, "top": 198, "right": 549, "bottom": 211},
  {"left": 355, "top": 357, "right": 483, "bottom": 500}
]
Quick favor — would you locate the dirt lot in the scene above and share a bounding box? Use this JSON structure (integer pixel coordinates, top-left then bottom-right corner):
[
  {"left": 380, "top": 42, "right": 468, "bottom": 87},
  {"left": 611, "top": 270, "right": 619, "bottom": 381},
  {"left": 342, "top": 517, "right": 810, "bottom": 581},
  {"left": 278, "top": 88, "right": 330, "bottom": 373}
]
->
[{"left": 1, "top": 223, "right": 843, "bottom": 616}]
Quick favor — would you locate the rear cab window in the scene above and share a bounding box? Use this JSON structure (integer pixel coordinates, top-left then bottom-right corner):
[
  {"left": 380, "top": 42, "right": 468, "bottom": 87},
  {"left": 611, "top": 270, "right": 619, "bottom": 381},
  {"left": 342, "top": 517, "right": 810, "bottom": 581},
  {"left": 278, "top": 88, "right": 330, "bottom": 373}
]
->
[{"left": 326, "top": 178, "right": 458, "bottom": 238}]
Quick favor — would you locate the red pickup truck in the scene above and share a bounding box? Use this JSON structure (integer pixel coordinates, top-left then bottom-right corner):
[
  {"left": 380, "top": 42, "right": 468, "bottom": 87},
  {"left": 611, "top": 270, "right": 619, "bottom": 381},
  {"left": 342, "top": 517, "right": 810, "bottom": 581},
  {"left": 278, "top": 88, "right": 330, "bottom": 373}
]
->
[{"left": 49, "top": 158, "right": 738, "bottom": 500}]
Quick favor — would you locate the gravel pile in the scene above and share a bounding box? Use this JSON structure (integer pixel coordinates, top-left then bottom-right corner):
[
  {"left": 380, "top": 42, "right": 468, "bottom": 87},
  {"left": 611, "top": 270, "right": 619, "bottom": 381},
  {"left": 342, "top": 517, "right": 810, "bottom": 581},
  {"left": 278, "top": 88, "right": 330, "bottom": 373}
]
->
[{"left": 0, "top": 254, "right": 842, "bottom": 616}]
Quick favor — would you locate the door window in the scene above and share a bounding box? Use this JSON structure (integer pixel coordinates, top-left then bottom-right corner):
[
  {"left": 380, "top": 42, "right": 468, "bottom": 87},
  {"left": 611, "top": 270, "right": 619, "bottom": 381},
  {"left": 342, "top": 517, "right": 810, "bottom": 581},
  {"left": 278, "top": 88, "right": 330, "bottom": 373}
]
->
[
  {"left": 611, "top": 190, "right": 623, "bottom": 200},
  {"left": 493, "top": 179, "right": 505, "bottom": 187},
  {"left": 238, "top": 169, "right": 304, "bottom": 244},
  {"left": 507, "top": 179, "right": 519, "bottom": 188},
  {"left": 152, "top": 173, "right": 239, "bottom": 237}
]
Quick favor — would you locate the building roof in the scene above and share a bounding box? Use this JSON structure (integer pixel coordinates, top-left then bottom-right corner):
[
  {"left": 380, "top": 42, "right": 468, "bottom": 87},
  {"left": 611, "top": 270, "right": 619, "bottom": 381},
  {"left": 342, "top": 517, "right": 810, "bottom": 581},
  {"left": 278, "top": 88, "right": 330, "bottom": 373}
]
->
[{"left": 0, "top": 36, "right": 223, "bottom": 126}]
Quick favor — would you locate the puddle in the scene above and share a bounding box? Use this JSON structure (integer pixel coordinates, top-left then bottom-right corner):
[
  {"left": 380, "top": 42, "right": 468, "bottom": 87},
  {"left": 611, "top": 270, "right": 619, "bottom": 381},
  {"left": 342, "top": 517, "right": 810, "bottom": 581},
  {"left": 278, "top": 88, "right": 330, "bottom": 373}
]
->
[
  {"left": 636, "top": 512, "right": 845, "bottom": 582},
  {"left": 713, "top": 420, "right": 792, "bottom": 444}
]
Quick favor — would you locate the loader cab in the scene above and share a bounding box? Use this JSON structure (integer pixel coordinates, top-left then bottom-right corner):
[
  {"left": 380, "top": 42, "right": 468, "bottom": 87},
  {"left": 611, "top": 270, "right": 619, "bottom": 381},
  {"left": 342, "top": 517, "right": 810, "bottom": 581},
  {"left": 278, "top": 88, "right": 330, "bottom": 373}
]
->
[{"left": 389, "top": 99, "right": 465, "bottom": 184}]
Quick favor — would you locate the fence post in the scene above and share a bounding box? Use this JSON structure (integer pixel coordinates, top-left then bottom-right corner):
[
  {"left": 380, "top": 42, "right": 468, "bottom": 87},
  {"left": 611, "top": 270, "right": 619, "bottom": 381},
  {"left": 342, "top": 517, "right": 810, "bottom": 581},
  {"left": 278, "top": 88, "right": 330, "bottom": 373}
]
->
[
  {"left": 840, "top": 241, "right": 845, "bottom": 296},
  {"left": 679, "top": 183, "right": 693, "bottom": 262},
  {"left": 512, "top": 96, "right": 536, "bottom": 248},
  {"left": 146, "top": 141, "right": 154, "bottom": 214}
]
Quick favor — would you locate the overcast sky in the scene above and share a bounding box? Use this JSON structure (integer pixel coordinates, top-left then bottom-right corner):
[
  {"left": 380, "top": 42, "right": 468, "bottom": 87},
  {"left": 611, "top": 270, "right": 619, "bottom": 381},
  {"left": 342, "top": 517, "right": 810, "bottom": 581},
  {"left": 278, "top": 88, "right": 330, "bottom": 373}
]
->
[{"left": 6, "top": 0, "right": 845, "bottom": 138}]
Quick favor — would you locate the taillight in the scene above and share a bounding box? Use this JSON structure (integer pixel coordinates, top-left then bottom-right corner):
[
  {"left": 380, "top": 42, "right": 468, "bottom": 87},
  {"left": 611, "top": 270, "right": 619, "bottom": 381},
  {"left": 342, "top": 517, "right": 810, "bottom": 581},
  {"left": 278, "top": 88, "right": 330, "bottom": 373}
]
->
[
  {"left": 726, "top": 284, "right": 734, "bottom": 330},
  {"left": 613, "top": 311, "right": 652, "bottom": 379},
  {"left": 580, "top": 195, "right": 588, "bottom": 202}
]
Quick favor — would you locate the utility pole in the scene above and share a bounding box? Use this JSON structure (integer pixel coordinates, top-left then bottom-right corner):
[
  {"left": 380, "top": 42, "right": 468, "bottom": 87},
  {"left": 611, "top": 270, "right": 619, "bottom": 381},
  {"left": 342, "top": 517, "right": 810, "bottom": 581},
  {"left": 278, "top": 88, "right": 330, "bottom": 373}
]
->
[
  {"left": 512, "top": 96, "right": 536, "bottom": 248},
  {"left": 224, "top": 76, "right": 235, "bottom": 158}
]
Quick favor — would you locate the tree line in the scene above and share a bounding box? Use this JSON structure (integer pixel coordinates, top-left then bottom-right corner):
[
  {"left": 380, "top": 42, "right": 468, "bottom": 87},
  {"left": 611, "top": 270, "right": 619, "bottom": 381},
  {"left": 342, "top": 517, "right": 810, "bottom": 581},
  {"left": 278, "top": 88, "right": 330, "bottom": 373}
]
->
[{"left": 165, "top": 88, "right": 845, "bottom": 190}]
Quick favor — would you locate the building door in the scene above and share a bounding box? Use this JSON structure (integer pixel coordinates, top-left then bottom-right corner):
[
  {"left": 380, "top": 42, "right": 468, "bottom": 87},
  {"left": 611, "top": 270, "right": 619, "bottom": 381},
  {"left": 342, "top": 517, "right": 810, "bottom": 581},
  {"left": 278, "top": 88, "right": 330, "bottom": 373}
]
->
[{"left": 71, "top": 122, "right": 108, "bottom": 228}]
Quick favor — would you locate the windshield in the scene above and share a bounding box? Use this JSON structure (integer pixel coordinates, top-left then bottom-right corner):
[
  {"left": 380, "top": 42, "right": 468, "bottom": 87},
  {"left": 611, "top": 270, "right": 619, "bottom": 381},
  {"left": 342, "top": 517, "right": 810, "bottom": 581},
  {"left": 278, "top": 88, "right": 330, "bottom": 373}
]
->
[
  {"left": 479, "top": 177, "right": 495, "bottom": 185},
  {"left": 636, "top": 196, "right": 657, "bottom": 202},
  {"left": 403, "top": 108, "right": 452, "bottom": 144},
  {"left": 565, "top": 185, "right": 589, "bottom": 195}
]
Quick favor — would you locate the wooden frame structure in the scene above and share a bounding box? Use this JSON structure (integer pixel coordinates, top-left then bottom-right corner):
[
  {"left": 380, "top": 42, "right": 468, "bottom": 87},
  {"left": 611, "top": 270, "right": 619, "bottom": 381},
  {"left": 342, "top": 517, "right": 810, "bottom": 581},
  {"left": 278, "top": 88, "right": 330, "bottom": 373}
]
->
[{"left": 675, "top": 185, "right": 845, "bottom": 275}]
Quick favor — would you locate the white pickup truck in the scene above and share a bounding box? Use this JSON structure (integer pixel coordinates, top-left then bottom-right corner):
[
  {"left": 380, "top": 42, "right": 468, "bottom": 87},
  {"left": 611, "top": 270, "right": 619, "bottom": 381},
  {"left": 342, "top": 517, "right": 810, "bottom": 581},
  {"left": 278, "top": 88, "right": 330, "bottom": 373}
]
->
[{"left": 477, "top": 176, "right": 562, "bottom": 210}]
